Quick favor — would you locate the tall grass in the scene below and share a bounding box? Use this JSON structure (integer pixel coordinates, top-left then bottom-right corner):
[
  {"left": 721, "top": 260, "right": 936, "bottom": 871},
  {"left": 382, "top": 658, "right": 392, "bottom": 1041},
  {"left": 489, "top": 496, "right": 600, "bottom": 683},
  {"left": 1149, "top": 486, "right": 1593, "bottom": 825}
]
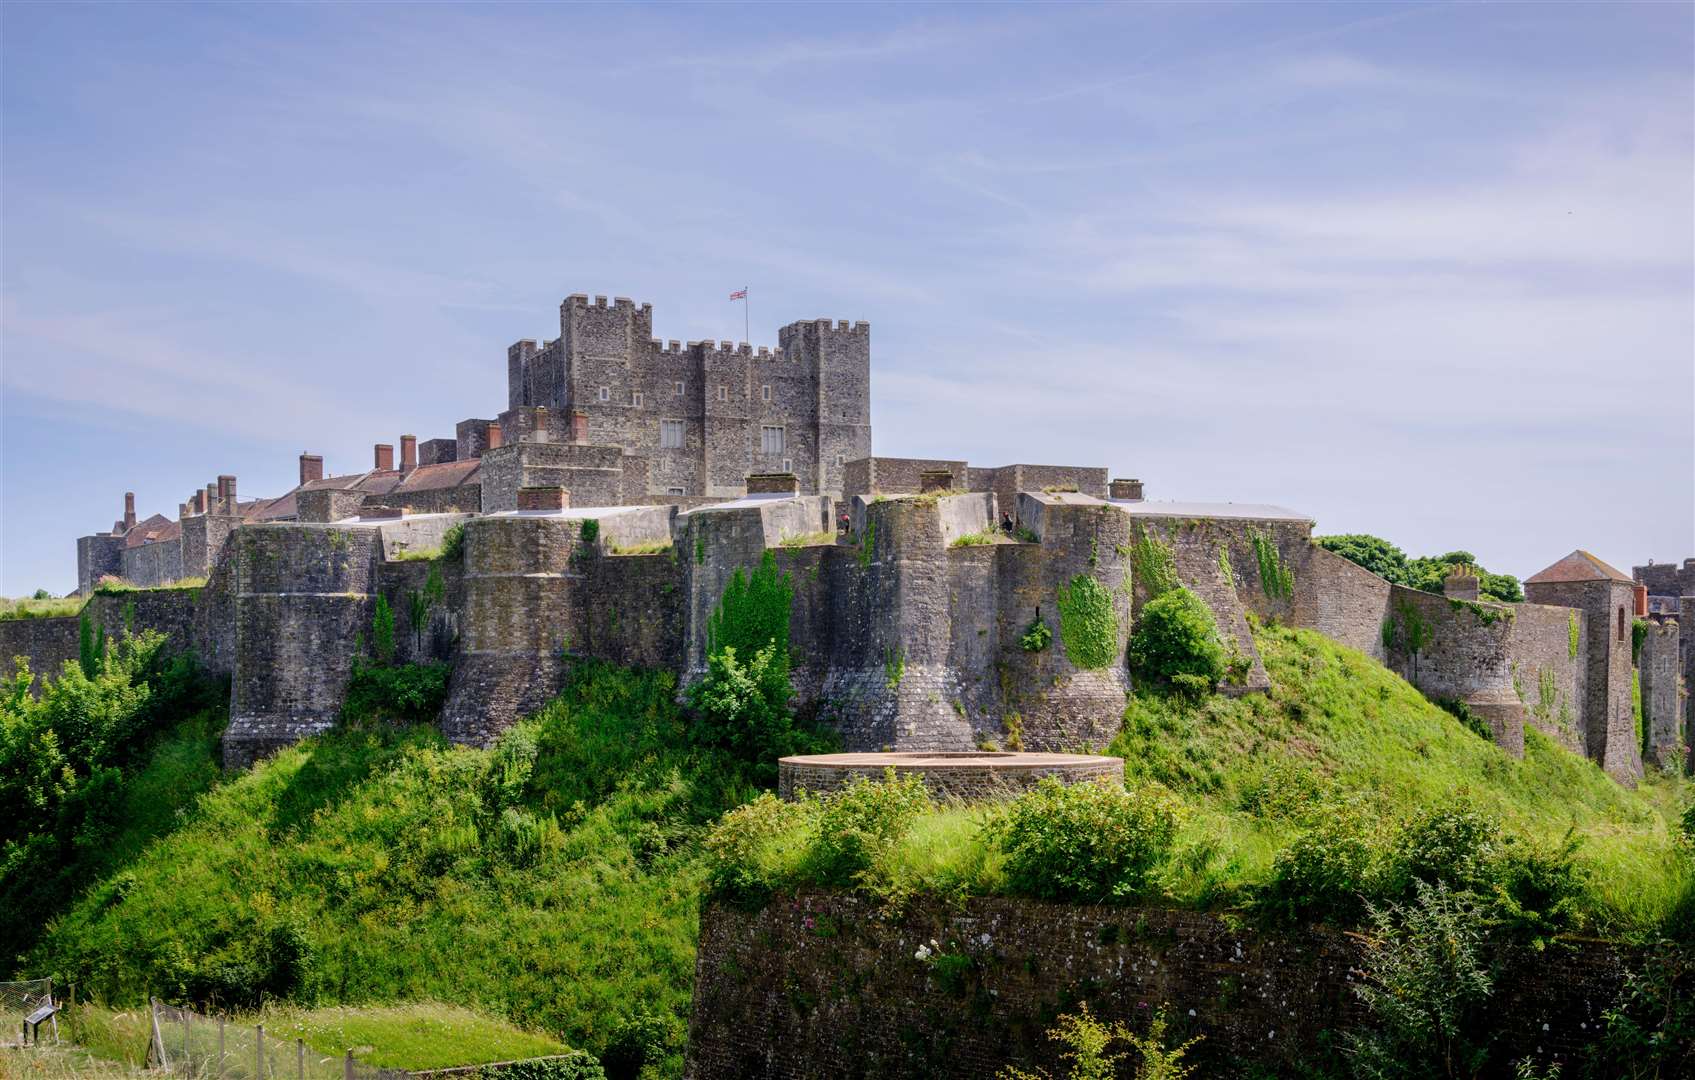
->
[{"left": 0, "top": 595, "right": 86, "bottom": 620}]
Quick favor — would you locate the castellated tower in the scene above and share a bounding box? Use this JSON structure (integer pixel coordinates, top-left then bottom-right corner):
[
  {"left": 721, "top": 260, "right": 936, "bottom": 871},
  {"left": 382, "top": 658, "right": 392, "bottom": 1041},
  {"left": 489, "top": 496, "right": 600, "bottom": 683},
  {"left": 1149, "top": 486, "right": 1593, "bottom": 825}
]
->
[{"left": 504, "top": 295, "right": 871, "bottom": 499}]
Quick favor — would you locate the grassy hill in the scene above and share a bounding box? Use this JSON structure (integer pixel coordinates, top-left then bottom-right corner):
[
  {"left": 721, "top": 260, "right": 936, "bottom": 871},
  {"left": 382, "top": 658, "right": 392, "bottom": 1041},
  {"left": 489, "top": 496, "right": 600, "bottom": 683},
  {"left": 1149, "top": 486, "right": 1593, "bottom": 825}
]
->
[{"left": 5, "top": 622, "right": 1690, "bottom": 1078}]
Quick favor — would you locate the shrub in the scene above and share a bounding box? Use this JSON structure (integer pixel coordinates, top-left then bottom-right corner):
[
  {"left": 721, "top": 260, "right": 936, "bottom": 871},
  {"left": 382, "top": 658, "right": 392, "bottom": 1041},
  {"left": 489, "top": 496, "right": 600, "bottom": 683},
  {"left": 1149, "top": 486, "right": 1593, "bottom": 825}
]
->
[
  {"left": 438, "top": 521, "right": 466, "bottom": 560},
  {"left": 807, "top": 773, "right": 931, "bottom": 888},
  {"left": 992, "top": 778, "right": 1182, "bottom": 903},
  {"left": 371, "top": 595, "right": 396, "bottom": 665},
  {"left": 1020, "top": 618, "right": 1053, "bottom": 653},
  {"left": 707, "top": 550, "right": 792, "bottom": 661},
  {"left": 1127, "top": 588, "right": 1224, "bottom": 688},
  {"left": 703, "top": 792, "right": 817, "bottom": 901},
  {"left": 1348, "top": 882, "right": 1495, "bottom": 1080},
  {"left": 1586, "top": 943, "right": 1694, "bottom": 1080},
  {"left": 998, "top": 1002, "right": 1199, "bottom": 1080},
  {"left": 1257, "top": 802, "right": 1386, "bottom": 923},
  {"left": 579, "top": 519, "right": 600, "bottom": 545},
  {"left": 1387, "top": 802, "right": 1503, "bottom": 900},
  {"left": 686, "top": 644, "right": 826, "bottom": 781},
  {"left": 599, "top": 1011, "right": 685, "bottom": 1080},
  {"left": 342, "top": 660, "right": 451, "bottom": 723},
  {"left": 483, "top": 1052, "right": 606, "bottom": 1080}
]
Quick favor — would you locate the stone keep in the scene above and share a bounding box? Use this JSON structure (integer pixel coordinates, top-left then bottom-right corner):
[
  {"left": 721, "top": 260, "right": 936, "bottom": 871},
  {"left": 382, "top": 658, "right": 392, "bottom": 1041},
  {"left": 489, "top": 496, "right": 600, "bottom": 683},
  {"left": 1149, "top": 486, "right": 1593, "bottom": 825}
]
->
[{"left": 505, "top": 296, "right": 871, "bottom": 499}]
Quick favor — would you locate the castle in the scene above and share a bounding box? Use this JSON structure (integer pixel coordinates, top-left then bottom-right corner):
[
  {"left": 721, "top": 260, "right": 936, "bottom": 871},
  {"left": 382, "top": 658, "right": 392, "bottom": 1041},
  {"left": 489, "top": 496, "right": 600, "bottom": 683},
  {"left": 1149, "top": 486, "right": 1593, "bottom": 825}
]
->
[{"left": 7, "top": 293, "right": 1687, "bottom": 784}]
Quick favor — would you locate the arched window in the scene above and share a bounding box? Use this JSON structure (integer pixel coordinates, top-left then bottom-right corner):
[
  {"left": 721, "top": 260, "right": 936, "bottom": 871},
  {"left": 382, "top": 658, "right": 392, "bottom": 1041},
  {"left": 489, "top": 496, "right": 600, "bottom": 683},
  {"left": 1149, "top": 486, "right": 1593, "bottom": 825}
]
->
[{"left": 1617, "top": 606, "right": 1626, "bottom": 644}]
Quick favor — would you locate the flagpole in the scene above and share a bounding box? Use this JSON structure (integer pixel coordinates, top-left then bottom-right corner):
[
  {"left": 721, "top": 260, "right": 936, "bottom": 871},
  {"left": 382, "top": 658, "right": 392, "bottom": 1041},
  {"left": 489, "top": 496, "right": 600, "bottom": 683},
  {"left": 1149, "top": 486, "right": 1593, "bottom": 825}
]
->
[{"left": 743, "top": 285, "right": 750, "bottom": 345}]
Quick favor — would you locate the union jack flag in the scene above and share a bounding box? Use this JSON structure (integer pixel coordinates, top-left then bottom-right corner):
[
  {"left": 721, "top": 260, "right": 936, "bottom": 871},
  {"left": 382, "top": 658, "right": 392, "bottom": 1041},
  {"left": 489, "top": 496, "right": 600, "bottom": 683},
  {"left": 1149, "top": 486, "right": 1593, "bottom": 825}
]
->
[{"left": 729, "top": 288, "right": 747, "bottom": 300}]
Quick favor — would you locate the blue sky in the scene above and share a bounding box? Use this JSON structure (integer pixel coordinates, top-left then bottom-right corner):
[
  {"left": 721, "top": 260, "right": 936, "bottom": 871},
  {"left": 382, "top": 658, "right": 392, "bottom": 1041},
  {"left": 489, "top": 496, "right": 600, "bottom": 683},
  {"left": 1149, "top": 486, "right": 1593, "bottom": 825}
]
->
[{"left": 3, "top": 1, "right": 1690, "bottom": 596}]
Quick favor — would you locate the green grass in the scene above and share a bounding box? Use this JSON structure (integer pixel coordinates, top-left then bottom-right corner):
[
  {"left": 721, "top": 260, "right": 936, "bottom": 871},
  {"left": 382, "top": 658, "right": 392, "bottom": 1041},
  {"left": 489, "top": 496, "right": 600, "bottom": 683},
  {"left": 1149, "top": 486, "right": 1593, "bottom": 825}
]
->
[
  {"left": 261, "top": 1003, "right": 570, "bottom": 1069},
  {"left": 777, "top": 531, "right": 836, "bottom": 549},
  {"left": 720, "top": 622, "right": 1692, "bottom": 938},
  {"left": 21, "top": 663, "right": 752, "bottom": 1076},
  {"left": 948, "top": 529, "right": 1004, "bottom": 548},
  {"left": 608, "top": 539, "right": 674, "bottom": 556},
  {"left": 0, "top": 595, "right": 85, "bottom": 620}
]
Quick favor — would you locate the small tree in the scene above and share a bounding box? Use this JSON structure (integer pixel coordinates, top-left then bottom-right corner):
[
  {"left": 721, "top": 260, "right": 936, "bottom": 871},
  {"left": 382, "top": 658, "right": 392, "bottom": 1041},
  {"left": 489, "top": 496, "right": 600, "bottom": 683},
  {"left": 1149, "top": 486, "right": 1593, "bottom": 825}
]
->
[{"left": 687, "top": 643, "right": 808, "bottom": 779}]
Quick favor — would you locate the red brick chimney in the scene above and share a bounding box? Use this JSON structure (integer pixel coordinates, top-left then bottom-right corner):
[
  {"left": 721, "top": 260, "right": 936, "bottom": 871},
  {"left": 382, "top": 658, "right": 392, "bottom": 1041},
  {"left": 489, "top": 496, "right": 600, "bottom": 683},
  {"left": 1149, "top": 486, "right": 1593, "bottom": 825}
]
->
[
  {"left": 217, "top": 475, "right": 237, "bottom": 514},
  {"left": 374, "top": 443, "right": 395, "bottom": 471},
  {"left": 400, "top": 435, "right": 417, "bottom": 474},
  {"left": 1635, "top": 585, "right": 1649, "bottom": 618},
  {"left": 487, "top": 424, "right": 504, "bottom": 450},
  {"left": 123, "top": 492, "right": 137, "bottom": 530},
  {"left": 517, "top": 486, "right": 569, "bottom": 511},
  {"left": 205, "top": 483, "right": 218, "bottom": 515},
  {"left": 570, "top": 411, "right": 589, "bottom": 444},
  {"left": 299, "top": 453, "right": 325, "bottom": 486}
]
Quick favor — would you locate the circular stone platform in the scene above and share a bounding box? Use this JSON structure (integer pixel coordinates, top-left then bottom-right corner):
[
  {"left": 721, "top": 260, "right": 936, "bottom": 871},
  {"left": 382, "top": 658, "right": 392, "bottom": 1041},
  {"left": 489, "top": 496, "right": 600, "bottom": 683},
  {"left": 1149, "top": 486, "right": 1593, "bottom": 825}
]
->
[{"left": 777, "top": 751, "right": 1124, "bottom": 803}]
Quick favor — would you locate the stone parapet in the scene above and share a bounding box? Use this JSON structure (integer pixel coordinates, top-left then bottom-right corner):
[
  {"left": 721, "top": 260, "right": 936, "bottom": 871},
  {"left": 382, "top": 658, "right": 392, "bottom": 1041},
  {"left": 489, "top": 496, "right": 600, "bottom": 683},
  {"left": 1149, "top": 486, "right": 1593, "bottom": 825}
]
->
[{"left": 777, "top": 751, "right": 1124, "bottom": 801}]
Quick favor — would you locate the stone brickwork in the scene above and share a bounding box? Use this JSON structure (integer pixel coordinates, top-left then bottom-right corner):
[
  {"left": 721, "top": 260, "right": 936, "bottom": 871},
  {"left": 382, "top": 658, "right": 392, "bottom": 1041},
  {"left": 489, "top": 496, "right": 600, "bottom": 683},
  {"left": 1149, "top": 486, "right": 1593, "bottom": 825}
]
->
[
  {"left": 1633, "top": 557, "right": 1695, "bottom": 600},
  {"left": 505, "top": 296, "right": 871, "bottom": 499},
  {"left": 842, "top": 457, "right": 969, "bottom": 497},
  {"left": 1640, "top": 619, "right": 1683, "bottom": 769},
  {"left": 1524, "top": 574, "right": 1642, "bottom": 784},
  {"left": 777, "top": 751, "right": 1124, "bottom": 801},
  {"left": 687, "top": 893, "right": 1640, "bottom": 1079}
]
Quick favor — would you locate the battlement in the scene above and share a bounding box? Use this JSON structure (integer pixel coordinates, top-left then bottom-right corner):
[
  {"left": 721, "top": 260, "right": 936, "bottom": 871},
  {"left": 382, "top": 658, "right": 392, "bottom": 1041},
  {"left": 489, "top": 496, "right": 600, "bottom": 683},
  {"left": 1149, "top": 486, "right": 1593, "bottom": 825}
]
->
[{"left": 562, "top": 293, "right": 653, "bottom": 316}]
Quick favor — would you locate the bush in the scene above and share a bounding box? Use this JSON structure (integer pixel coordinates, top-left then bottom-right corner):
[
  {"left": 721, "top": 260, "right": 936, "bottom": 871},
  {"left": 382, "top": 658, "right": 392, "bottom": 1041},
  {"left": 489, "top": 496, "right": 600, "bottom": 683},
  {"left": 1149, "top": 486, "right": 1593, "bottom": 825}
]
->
[
  {"left": 1386, "top": 802, "right": 1503, "bottom": 900},
  {"left": 992, "top": 778, "right": 1182, "bottom": 903},
  {"left": 707, "top": 550, "right": 792, "bottom": 661},
  {"left": 439, "top": 521, "right": 466, "bottom": 560},
  {"left": 1020, "top": 618, "right": 1053, "bottom": 653},
  {"left": 702, "top": 792, "right": 817, "bottom": 902},
  {"left": 342, "top": 660, "right": 451, "bottom": 723},
  {"left": 1127, "top": 588, "right": 1224, "bottom": 688},
  {"left": 1257, "top": 802, "right": 1386, "bottom": 923},
  {"left": 807, "top": 773, "right": 931, "bottom": 887},
  {"left": 686, "top": 645, "right": 811, "bottom": 780},
  {"left": 1348, "top": 882, "right": 1495, "bottom": 1080},
  {"left": 1490, "top": 831, "right": 1589, "bottom": 944},
  {"left": 600, "top": 1012, "right": 685, "bottom": 1080},
  {"left": 483, "top": 1052, "right": 606, "bottom": 1080}
]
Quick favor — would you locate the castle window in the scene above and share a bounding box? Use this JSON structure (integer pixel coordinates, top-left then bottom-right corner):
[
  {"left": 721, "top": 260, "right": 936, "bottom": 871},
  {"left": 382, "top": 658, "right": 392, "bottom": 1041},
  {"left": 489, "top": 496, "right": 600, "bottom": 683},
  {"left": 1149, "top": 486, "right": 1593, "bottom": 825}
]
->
[
  {"left": 674, "top": 380, "right": 684, "bottom": 396},
  {"left": 631, "top": 391, "right": 645, "bottom": 408},
  {"left": 783, "top": 458, "right": 793, "bottom": 473},
  {"left": 717, "top": 386, "right": 728, "bottom": 403},
  {"left": 761, "top": 384, "right": 772, "bottom": 403},
  {"left": 598, "top": 386, "right": 610, "bottom": 403},
  {"left": 761, "top": 425, "right": 785, "bottom": 455},
  {"left": 1618, "top": 606, "right": 1626, "bottom": 644},
  {"left": 667, "top": 487, "right": 685, "bottom": 496},
  {"left": 660, "top": 419, "right": 684, "bottom": 449},
  {"left": 836, "top": 454, "right": 844, "bottom": 466}
]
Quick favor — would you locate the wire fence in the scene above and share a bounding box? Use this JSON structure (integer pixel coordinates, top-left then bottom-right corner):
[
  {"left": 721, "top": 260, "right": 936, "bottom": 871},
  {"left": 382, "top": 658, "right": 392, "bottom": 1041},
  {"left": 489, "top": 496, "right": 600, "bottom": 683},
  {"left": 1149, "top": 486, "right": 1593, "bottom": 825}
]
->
[
  {"left": 2, "top": 977, "right": 59, "bottom": 1046},
  {"left": 148, "top": 999, "right": 410, "bottom": 1080}
]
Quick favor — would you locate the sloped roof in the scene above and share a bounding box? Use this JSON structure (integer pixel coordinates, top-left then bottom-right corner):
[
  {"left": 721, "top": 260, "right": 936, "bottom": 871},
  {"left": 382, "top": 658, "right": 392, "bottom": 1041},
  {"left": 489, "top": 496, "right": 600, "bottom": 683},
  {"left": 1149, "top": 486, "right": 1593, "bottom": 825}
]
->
[
  {"left": 124, "top": 513, "right": 174, "bottom": 547},
  {"left": 1525, "top": 550, "right": 1635, "bottom": 585},
  {"left": 392, "top": 460, "right": 481, "bottom": 493}
]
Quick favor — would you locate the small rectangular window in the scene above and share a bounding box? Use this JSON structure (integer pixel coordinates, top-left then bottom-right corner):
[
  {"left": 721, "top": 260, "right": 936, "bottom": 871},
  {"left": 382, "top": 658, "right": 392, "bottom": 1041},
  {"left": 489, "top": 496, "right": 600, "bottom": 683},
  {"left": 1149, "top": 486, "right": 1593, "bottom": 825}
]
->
[
  {"left": 632, "top": 391, "right": 644, "bottom": 408},
  {"left": 674, "top": 380, "right": 684, "bottom": 396},
  {"left": 667, "top": 487, "right": 685, "bottom": 496},
  {"left": 598, "top": 386, "right": 610, "bottom": 402},
  {"left": 836, "top": 454, "right": 844, "bottom": 466},
  {"left": 761, "top": 384, "right": 771, "bottom": 403},
  {"left": 782, "top": 458, "right": 792, "bottom": 473},
  {"left": 660, "top": 419, "right": 684, "bottom": 449},
  {"left": 761, "top": 425, "right": 785, "bottom": 455},
  {"left": 717, "top": 386, "right": 728, "bottom": 403}
]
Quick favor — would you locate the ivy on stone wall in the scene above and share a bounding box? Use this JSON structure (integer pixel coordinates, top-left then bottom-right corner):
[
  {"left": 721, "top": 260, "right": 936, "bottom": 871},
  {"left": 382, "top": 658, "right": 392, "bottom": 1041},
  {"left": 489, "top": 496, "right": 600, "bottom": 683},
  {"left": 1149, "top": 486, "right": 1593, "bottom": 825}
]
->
[
  {"left": 1249, "top": 527, "right": 1295, "bottom": 602},
  {"left": 1382, "top": 599, "right": 1431, "bottom": 657},
  {"left": 1128, "top": 533, "right": 1179, "bottom": 599},
  {"left": 1632, "top": 618, "right": 1650, "bottom": 664},
  {"left": 883, "top": 646, "right": 905, "bottom": 689},
  {"left": 1019, "top": 618, "right": 1052, "bottom": 653},
  {"left": 1568, "top": 613, "right": 1580, "bottom": 660},
  {"left": 371, "top": 595, "right": 396, "bottom": 665},
  {"left": 1218, "top": 546, "right": 1235, "bottom": 589},
  {"left": 858, "top": 520, "right": 876, "bottom": 568},
  {"left": 1056, "top": 575, "right": 1118, "bottom": 670},
  {"left": 579, "top": 519, "right": 600, "bottom": 545},
  {"left": 707, "top": 550, "right": 793, "bottom": 662}
]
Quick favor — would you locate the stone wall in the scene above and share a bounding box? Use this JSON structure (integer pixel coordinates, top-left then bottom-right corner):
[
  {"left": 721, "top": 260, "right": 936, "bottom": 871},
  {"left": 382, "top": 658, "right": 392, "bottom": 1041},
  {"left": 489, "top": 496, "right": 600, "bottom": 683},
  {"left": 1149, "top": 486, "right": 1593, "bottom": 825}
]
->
[
  {"left": 1639, "top": 619, "right": 1684, "bottom": 769},
  {"left": 76, "top": 533, "right": 124, "bottom": 595},
  {"left": 223, "top": 524, "right": 384, "bottom": 768},
  {"left": 1525, "top": 578, "right": 1641, "bottom": 784},
  {"left": 687, "top": 893, "right": 1638, "bottom": 1079},
  {"left": 1292, "top": 543, "right": 1393, "bottom": 661},
  {"left": 1, "top": 586, "right": 212, "bottom": 693},
  {"left": 0, "top": 615, "right": 82, "bottom": 684},
  {"left": 776, "top": 752, "right": 1124, "bottom": 801},
  {"left": 842, "top": 457, "right": 968, "bottom": 496}
]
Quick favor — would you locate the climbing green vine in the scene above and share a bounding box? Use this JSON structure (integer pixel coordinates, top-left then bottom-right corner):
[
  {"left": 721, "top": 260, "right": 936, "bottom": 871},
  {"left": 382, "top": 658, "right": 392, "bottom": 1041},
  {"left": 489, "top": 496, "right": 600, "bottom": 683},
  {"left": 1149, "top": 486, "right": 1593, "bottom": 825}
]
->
[
  {"left": 1019, "top": 618, "right": 1052, "bottom": 653},
  {"left": 1055, "top": 575, "right": 1118, "bottom": 670},
  {"left": 1382, "top": 598, "right": 1431, "bottom": 655},
  {"left": 1248, "top": 527, "right": 1294, "bottom": 601},
  {"left": 1568, "top": 612, "right": 1580, "bottom": 659},
  {"left": 883, "top": 646, "right": 906, "bottom": 689},
  {"left": 1217, "top": 546, "right": 1235, "bottom": 589},
  {"left": 858, "top": 519, "right": 876, "bottom": 568},
  {"left": 1129, "top": 532, "right": 1179, "bottom": 598},
  {"left": 707, "top": 549, "right": 793, "bottom": 660}
]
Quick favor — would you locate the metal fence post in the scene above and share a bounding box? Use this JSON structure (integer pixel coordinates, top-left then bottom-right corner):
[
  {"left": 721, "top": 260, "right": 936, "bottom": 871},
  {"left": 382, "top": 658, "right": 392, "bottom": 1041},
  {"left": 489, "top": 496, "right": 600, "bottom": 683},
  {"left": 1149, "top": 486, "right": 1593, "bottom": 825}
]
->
[
  {"left": 218, "top": 1015, "right": 226, "bottom": 1079},
  {"left": 183, "top": 1007, "right": 191, "bottom": 1067},
  {"left": 297, "top": 1036, "right": 305, "bottom": 1080},
  {"left": 344, "top": 1050, "right": 355, "bottom": 1080},
  {"left": 257, "top": 1023, "right": 266, "bottom": 1080}
]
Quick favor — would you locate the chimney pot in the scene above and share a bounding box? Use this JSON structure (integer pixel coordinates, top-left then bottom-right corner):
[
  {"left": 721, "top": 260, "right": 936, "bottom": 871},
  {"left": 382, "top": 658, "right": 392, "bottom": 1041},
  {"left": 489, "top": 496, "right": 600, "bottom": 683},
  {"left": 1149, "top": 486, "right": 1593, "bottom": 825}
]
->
[{"left": 374, "top": 443, "right": 395, "bottom": 471}]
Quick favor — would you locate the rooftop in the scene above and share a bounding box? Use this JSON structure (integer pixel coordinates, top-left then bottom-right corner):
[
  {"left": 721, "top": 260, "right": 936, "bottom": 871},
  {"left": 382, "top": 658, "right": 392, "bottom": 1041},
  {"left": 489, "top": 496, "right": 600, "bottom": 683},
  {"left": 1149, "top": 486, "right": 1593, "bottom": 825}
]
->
[{"left": 1525, "top": 549, "right": 1636, "bottom": 586}]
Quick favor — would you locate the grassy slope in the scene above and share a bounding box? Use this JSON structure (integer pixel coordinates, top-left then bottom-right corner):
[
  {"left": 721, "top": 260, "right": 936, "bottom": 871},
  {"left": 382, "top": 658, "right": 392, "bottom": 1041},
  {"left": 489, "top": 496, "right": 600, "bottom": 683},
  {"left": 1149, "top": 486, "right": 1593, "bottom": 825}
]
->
[
  {"left": 1110, "top": 620, "right": 1688, "bottom": 932},
  {"left": 25, "top": 664, "right": 742, "bottom": 1072},
  {"left": 15, "top": 624, "right": 1689, "bottom": 1077}
]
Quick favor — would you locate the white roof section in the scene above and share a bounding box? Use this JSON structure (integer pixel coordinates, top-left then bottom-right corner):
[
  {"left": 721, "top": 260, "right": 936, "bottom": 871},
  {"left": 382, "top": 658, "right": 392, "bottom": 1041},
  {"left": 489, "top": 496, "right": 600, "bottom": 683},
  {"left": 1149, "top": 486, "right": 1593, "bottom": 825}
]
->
[
  {"left": 1110, "top": 499, "right": 1312, "bottom": 523},
  {"left": 488, "top": 505, "right": 651, "bottom": 520},
  {"left": 682, "top": 492, "right": 802, "bottom": 513}
]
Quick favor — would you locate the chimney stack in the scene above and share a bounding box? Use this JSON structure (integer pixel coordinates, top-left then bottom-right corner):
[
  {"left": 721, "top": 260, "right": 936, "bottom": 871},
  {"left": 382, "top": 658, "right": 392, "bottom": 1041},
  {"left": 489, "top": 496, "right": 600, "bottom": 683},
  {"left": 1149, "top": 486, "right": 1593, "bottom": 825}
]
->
[
  {"left": 299, "top": 453, "right": 324, "bottom": 486},
  {"left": 1109, "top": 478, "right": 1144, "bottom": 502},
  {"left": 1635, "top": 585, "right": 1650, "bottom": 618},
  {"left": 570, "top": 411, "right": 589, "bottom": 444},
  {"left": 217, "top": 475, "right": 237, "bottom": 514},
  {"left": 123, "top": 492, "right": 137, "bottom": 530},
  {"left": 517, "top": 486, "right": 569, "bottom": 511},
  {"left": 374, "top": 443, "right": 395, "bottom": 471},
  {"left": 400, "top": 435, "right": 417, "bottom": 474},
  {"left": 487, "top": 423, "right": 504, "bottom": 450}
]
